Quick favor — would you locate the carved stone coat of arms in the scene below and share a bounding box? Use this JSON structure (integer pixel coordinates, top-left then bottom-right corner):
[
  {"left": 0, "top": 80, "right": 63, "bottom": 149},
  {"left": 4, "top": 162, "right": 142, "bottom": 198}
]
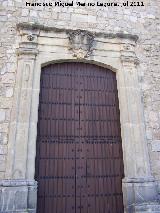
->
[{"left": 68, "top": 30, "right": 95, "bottom": 59}]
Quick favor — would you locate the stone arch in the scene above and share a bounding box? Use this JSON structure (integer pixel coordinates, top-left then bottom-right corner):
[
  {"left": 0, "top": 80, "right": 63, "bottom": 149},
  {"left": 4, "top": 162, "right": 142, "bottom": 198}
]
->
[{"left": 41, "top": 59, "right": 118, "bottom": 73}]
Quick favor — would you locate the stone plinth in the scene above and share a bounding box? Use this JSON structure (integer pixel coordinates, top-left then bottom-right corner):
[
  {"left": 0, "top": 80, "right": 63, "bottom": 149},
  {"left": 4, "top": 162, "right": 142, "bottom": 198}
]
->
[{"left": 0, "top": 180, "right": 37, "bottom": 213}]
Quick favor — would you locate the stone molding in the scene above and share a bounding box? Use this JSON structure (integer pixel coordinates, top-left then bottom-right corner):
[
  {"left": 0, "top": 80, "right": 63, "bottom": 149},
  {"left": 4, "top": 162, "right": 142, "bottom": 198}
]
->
[
  {"left": 123, "top": 177, "right": 156, "bottom": 183},
  {"left": 17, "top": 22, "right": 139, "bottom": 42},
  {"left": 0, "top": 179, "right": 37, "bottom": 187},
  {"left": 3, "top": 22, "right": 159, "bottom": 213},
  {"left": 0, "top": 179, "right": 37, "bottom": 213}
]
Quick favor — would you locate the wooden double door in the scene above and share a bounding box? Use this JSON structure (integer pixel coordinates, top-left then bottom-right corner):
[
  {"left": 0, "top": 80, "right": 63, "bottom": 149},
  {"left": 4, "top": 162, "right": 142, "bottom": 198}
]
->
[{"left": 35, "top": 62, "right": 124, "bottom": 213}]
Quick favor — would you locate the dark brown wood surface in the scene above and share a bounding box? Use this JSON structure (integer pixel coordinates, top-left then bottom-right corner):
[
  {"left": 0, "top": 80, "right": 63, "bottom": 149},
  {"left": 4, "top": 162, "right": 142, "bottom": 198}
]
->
[{"left": 35, "top": 62, "right": 124, "bottom": 213}]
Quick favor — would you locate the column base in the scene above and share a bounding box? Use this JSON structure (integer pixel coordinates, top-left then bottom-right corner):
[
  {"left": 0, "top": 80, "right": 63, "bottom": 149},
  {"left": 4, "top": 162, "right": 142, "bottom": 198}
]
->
[
  {"left": 0, "top": 178, "right": 159, "bottom": 213},
  {"left": 123, "top": 177, "right": 159, "bottom": 213},
  {"left": 0, "top": 179, "right": 37, "bottom": 213}
]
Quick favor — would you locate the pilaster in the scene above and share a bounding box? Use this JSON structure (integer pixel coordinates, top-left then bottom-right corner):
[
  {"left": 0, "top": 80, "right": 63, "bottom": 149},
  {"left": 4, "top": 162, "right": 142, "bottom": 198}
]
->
[
  {"left": 119, "top": 48, "right": 158, "bottom": 212},
  {"left": 5, "top": 28, "right": 39, "bottom": 179}
]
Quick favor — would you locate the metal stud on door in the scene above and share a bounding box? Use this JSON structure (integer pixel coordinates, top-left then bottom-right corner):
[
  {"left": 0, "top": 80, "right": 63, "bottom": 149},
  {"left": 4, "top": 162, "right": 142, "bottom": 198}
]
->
[{"left": 35, "top": 62, "right": 124, "bottom": 213}]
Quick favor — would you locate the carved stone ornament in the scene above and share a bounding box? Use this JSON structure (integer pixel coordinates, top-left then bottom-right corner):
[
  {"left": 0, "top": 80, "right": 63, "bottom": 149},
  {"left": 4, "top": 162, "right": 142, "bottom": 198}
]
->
[
  {"left": 68, "top": 30, "right": 95, "bottom": 59},
  {"left": 27, "top": 34, "right": 34, "bottom": 41}
]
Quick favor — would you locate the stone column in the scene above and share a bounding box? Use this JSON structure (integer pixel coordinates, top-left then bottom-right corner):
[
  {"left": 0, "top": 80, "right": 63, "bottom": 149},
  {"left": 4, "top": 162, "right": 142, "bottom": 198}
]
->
[
  {"left": 1, "top": 29, "right": 39, "bottom": 213},
  {"left": 118, "top": 49, "right": 158, "bottom": 212}
]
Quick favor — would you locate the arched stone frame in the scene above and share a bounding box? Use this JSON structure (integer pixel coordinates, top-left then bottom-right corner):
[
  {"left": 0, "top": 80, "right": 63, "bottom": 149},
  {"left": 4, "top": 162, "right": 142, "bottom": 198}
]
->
[{"left": 2, "top": 23, "right": 158, "bottom": 213}]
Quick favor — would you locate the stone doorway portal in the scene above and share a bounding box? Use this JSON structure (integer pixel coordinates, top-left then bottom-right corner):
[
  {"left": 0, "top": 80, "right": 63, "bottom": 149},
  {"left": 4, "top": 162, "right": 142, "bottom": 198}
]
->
[{"left": 3, "top": 24, "right": 158, "bottom": 213}]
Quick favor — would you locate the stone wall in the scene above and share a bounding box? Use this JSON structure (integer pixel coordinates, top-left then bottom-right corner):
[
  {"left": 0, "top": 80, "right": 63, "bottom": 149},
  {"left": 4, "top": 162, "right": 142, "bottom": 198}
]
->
[{"left": 0, "top": 0, "right": 160, "bottom": 193}]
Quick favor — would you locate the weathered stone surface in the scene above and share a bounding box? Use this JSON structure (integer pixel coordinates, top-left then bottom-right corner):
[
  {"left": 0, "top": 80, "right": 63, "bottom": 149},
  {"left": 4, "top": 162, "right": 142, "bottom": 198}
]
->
[
  {"left": 5, "top": 87, "right": 13, "bottom": 98},
  {"left": 28, "top": 185, "right": 37, "bottom": 209},
  {"left": 135, "top": 202, "right": 160, "bottom": 213},
  {"left": 21, "top": 9, "right": 29, "bottom": 17},
  {"left": 1, "top": 73, "right": 15, "bottom": 84},
  {"left": 152, "top": 140, "right": 160, "bottom": 152},
  {"left": 0, "top": 0, "right": 160, "bottom": 212},
  {"left": 0, "top": 110, "right": 5, "bottom": 122},
  {"left": 0, "top": 155, "right": 6, "bottom": 171},
  {"left": 0, "top": 180, "right": 37, "bottom": 213},
  {"left": 0, "top": 145, "right": 7, "bottom": 155}
]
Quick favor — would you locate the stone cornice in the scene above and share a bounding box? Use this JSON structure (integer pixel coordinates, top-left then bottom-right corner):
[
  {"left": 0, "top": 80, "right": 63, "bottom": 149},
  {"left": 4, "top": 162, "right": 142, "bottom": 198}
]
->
[
  {"left": 17, "top": 22, "right": 139, "bottom": 42},
  {"left": 0, "top": 179, "right": 37, "bottom": 186}
]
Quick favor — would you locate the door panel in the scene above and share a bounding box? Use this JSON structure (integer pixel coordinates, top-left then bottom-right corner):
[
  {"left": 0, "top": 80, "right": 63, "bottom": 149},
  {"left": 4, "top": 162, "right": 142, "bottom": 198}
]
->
[{"left": 35, "top": 62, "right": 124, "bottom": 213}]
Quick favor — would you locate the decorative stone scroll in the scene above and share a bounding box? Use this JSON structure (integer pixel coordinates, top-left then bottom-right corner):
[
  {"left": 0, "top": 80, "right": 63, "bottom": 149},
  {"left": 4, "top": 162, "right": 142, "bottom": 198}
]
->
[{"left": 67, "top": 30, "right": 95, "bottom": 59}]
